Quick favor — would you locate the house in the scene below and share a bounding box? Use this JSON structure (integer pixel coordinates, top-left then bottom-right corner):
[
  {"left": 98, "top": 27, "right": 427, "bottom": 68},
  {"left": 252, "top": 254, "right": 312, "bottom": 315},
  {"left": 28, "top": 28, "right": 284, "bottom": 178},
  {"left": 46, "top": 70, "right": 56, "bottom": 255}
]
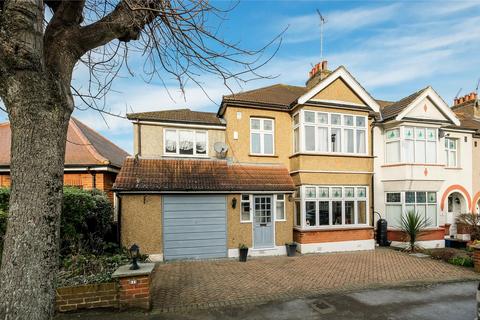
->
[
  {"left": 373, "top": 88, "right": 478, "bottom": 248},
  {"left": 114, "top": 61, "right": 382, "bottom": 261},
  {"left": 0, "top": 117, "right": 129, "bottom": 202}
]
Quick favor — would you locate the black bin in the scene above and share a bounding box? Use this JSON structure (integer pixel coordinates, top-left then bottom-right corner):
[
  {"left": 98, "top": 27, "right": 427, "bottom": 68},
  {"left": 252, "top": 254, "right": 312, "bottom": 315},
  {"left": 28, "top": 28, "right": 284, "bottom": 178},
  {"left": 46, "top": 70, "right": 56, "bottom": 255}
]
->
[{"left": 376, "top": 218, "right": 390, "bottom": 246}]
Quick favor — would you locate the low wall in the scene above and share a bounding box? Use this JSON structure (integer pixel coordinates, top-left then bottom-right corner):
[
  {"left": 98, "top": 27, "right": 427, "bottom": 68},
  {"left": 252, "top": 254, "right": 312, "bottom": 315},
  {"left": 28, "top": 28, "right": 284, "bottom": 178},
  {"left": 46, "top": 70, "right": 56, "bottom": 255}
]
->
[
  {"left": 387, "top": 228, "right": 445, "bottom": 242},
  {"left": 56, "top": 283, "right": 118, "bottom": 312},
  {"left": 293, "top": 227, "right": 374, "bottom": 244}
]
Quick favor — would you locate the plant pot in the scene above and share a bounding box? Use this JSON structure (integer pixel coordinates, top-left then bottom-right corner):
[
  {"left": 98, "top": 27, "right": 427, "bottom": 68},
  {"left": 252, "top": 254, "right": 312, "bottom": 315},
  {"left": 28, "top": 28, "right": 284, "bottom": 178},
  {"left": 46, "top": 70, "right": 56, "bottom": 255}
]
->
[
  {"left": 286, "top": 243, "right": 297, "bottom": 257},
  {"left": 239, "top": 247, "right": 248, "bottom": 262}
]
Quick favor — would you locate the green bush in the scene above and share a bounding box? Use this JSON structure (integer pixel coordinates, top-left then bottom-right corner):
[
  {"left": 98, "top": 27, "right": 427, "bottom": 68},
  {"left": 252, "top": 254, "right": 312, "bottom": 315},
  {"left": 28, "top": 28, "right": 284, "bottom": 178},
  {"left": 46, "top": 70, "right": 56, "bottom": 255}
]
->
[
  {"left": 448, "top": 256, "right": 474, "bottom": 268},
  {"left": 0, "top": 187, "right": 115, "bottom": 257}
]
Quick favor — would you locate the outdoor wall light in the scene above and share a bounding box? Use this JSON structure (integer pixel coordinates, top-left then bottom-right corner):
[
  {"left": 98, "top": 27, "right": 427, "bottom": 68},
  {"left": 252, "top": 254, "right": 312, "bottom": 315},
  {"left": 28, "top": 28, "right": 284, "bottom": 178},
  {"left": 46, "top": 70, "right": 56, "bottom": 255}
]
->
[
  {"left": 232, "top": 197, "right": 237, "bottom": 209},
  {"left": 129, "top": 244, "right": 140, "bottom": 270},
  {"left": 288, "top": 194, "right": 293, "bottom": 202}
]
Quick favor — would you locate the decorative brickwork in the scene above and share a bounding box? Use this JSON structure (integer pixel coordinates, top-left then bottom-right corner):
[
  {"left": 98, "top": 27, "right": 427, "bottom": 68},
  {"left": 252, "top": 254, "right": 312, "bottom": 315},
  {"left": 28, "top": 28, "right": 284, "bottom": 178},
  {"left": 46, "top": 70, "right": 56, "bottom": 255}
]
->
[
  {"left": 118, "top": 275, "right": 152, "bottom": 310},
  {"left": 293, "top": 227, "right": 373, "bottom": 244},
  {"left": 56, "top": 283, "right": 118, "bottom": 312}
]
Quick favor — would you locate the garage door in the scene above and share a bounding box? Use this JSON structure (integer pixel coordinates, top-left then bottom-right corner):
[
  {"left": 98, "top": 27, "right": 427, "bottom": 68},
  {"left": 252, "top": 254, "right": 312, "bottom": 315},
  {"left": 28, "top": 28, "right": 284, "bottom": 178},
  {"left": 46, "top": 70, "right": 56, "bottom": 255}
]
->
[{"left": 163, "top": 195, "right": 227, "bottom": 260}]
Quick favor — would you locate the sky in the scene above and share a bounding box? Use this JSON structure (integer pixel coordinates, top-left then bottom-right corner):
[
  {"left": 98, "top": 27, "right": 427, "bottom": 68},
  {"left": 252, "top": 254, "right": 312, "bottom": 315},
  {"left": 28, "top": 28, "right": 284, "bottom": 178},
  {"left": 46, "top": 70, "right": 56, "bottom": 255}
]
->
[{"left": 1, "top": 0, "right": 480, "bottom": 154}]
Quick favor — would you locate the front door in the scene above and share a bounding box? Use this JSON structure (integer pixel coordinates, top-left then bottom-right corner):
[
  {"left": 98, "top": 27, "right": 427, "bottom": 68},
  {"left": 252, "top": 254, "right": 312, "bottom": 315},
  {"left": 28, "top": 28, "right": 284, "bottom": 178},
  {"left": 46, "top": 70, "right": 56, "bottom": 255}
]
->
[{"left": 253, "top": 195, "right": 274, "bottom": 249}]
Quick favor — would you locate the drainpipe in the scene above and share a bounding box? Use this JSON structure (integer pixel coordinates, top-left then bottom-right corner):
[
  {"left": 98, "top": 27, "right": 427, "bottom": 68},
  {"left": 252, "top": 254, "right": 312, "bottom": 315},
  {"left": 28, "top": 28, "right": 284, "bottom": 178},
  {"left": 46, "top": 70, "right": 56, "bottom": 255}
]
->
[
  {"left": 371, "top": 119, "right": 376, "bottom": 228},
  {"left": 116, "top": 193, "right": 122, "bottom": 246},
  {"left": 87, "top": 167, "right": 97, "bottom": 190},
  {"left": 136, "top": 120, "right": 142, "bottom": 157}
]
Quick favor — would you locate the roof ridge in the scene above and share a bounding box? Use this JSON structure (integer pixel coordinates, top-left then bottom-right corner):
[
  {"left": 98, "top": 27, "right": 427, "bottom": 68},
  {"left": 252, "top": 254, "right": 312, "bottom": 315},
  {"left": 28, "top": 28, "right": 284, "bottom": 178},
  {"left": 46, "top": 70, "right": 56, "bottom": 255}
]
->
[
  {"left": 70, "top": 117, "right": 111, "bottom": 165},
  {"left": 223, "top": 83, "right": 287, "bottom": 98}
]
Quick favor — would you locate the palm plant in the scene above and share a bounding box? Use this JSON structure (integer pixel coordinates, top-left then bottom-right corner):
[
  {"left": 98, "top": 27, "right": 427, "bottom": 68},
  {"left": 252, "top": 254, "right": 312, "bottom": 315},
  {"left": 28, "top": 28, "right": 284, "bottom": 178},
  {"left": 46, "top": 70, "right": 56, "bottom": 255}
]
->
[{"left": 400, "top": 210, "right": 430, "bottom": 252}]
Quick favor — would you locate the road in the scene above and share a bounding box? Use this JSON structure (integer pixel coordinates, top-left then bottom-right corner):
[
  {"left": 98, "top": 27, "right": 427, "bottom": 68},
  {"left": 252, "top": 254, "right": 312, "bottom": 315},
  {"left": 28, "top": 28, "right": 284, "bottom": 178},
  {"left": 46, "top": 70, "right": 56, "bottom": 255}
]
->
[{"left": 58, "top": 281, "right": 478, "bottom": 320}]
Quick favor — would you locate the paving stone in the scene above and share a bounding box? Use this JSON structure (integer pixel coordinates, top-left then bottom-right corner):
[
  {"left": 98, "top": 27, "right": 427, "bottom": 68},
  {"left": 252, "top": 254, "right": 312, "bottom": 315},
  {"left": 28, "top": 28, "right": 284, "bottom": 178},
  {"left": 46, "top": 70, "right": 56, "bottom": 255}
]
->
[{"left": 151, "top": 248, "right": 480, "bottom": 312}]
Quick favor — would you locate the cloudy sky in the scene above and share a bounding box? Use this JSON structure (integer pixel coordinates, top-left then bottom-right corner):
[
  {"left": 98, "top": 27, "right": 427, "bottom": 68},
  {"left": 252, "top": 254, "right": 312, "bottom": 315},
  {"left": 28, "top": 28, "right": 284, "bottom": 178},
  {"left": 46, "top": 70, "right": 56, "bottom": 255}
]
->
[{"left": 1, "top": 0, "right": 480, "bottom": 153}]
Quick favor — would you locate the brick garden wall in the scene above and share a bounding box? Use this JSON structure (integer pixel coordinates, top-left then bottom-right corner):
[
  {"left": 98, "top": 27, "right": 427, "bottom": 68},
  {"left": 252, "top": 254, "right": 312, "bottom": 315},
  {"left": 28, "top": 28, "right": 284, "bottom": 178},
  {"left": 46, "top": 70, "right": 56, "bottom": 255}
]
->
[
  {"left": 294, "top": 227, "right": 374, "bottom": 244},
  {"left": 56, "top": 283, "right": 118, "bottom": 312},
  {"left": 118, "top": 274, "right": 152, "bottom": 310},
  {"left": 387, "top": 228, "right": 445, "bottom": 242}
]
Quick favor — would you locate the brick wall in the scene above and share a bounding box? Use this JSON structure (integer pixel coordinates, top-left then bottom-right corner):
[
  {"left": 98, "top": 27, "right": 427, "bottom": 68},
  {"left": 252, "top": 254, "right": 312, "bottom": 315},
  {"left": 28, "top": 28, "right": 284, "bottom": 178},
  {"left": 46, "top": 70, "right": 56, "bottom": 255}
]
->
[
  {"left": 118, "top": 274, "right": 152, "bottom": 310},
  {"left": 473, "top": 247, "right": 480, "bottom": 273},
  {"left": 56, "top": 283, "right": 118, "bottom": 312},
  {"left": 387, "top": 228, "right": 445, "bottom": 242},
  {"left": 294, "top": 227, "right": 374, "bottom": 244},
  {"left": 0, "top": 174, "right": 10, "bottom": 188}
]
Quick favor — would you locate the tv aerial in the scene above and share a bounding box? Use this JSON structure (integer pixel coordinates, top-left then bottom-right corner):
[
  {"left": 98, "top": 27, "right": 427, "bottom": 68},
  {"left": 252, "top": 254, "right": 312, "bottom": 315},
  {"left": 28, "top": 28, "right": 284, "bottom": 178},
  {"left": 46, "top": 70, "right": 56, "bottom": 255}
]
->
[{"left": 316, "top": 9, "right": 327, "bottom": 60}]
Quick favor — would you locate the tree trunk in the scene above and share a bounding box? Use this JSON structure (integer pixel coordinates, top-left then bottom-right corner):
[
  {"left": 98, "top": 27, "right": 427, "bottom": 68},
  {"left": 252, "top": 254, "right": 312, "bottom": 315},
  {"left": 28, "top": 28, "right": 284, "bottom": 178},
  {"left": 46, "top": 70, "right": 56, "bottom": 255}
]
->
[{"left": 0, "top": 72, "right": 72, "bottom": 320}]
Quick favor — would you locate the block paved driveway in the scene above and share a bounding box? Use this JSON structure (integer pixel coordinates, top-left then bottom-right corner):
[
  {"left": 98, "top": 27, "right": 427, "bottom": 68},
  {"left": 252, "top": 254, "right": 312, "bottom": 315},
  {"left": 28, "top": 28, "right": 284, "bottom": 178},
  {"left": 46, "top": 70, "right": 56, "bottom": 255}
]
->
[{"left": 152, "top": 248, "right": 480, "bottom": 312}]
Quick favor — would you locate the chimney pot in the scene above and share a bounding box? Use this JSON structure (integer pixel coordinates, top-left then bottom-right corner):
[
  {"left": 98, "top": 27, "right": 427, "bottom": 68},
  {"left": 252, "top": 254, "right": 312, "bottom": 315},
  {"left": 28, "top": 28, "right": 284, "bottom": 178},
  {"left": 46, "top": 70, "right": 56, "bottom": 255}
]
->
[{"left": 322, "top": 60, "right": 328, "bottom": 70}]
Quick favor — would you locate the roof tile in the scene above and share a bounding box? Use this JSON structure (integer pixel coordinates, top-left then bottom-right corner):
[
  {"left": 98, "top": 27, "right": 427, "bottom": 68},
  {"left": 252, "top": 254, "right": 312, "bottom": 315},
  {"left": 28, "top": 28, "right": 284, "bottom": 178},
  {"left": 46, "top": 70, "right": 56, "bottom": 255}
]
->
[
  {"left": 127, "top": 109, "right": 223, "bottom": 125},
  {"left": 113, "top": 158, "right": 295, "bottom": 192}
]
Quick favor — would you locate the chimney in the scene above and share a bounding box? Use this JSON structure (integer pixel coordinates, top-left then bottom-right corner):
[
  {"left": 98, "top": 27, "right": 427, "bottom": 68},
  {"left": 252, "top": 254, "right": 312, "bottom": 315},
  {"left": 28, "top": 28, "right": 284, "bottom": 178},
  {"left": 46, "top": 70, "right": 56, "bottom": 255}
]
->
[
  {"left": 306, "top": 60, "right": 331, "bottom": 89},
  {"left": 454, "top": 92, "right": 477, "bottom": 107}
]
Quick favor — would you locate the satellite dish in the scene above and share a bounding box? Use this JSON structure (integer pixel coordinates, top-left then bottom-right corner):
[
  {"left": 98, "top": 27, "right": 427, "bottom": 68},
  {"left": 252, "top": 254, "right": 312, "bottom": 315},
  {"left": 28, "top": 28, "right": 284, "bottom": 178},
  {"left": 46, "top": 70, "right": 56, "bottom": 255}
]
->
[{"left": 214, "top": 142, "right": 228, "bottom": 158}]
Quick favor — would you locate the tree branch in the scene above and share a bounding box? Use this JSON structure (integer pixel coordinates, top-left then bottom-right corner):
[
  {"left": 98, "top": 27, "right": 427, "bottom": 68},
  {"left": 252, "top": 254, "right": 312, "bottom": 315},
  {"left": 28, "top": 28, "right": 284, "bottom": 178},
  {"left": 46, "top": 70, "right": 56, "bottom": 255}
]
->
[
  {"left": 76, "top": 0, "right": 160, "bottom": 57},
  {"left": 46, "top": 0, "right": 85, "bottom": 27}
]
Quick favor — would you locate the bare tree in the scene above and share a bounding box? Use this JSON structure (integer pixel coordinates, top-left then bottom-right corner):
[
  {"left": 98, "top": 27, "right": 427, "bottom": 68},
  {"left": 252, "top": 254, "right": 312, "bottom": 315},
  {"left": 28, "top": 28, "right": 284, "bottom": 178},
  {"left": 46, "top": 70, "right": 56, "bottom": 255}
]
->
[{"left": 0, "top": 1, "right": 279, "bottom": 319}]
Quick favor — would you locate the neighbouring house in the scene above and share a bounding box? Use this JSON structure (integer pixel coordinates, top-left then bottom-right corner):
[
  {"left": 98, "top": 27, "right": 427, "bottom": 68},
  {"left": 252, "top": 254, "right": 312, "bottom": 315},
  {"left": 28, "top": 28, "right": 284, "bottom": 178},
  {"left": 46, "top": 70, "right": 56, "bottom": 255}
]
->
[
  {"left": 373, "top": 88, "right": 478, "bottom": 248},
  {"left": 0, "top": 117, "right": 129, "bottom": 202},
  {"left": 114, "top": 61, "right": 382, "bottom": 261}
]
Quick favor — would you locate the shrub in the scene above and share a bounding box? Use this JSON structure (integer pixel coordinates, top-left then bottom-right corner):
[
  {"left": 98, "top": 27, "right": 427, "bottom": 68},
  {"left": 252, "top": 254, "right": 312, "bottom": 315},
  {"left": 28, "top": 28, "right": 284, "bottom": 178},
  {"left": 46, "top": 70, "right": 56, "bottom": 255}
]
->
[
  {"left": 400, "top": 210, "right": 430, "bottom": 252},
  {"left": 456, "top": 213, "right": 480, "bottom": 241},
  {"left": 448, "top": 256, "right": 474, "bottom": 268},
  {"left": 0, "top": 187, "right": 115, "bottom": 257},
  {"left": 428, "top": 248, "right": 456, "bottom": 262}
]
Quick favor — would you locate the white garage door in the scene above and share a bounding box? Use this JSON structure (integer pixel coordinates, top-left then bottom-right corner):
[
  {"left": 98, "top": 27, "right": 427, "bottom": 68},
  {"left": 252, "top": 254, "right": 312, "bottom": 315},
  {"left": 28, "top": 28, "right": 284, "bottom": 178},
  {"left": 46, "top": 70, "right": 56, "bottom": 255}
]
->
[{"left": 163, "top": 195, "right": 227, "bottom": 260}]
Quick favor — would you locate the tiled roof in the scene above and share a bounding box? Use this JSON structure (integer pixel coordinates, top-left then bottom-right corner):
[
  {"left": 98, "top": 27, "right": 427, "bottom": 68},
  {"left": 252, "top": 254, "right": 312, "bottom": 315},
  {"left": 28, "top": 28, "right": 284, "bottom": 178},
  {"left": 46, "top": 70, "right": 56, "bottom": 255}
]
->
[
  {"left": 223, "top": 84, "right": 308, "bottom": 108},
  {"left": 127, "top": 109, "right": 224, "bottom": 126},
  {"left": 113, "top": 158, "right": 295, "bottom": 192},
  {"left": 380, "top": 87, "right": 429, "bottom": 120},
  {"left": 0, "top": 118, "right": 129, "bottom": 168},
  {"left": 450, "top": 108, "right": 480, "bottom": 131}
]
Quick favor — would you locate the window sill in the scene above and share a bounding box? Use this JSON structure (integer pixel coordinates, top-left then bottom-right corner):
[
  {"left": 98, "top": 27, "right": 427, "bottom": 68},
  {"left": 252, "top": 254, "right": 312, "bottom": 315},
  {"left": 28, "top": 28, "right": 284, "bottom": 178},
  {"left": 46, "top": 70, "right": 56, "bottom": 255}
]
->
[
  {"left": 163, "top": 154, "right": 209, "bottom": 158},
  {"left": 381, "top": 163, "right": 445, "bottom": 168},
  {"left": 294, "top": 225, "right": 373, "bottom": 232},
  {"left": 240, "top": 220, "right": 252, "bottom": 224},
  {"left": 249, "top": 154, "right": 278, "bottom": 158},
  {"left": 445, "top": 167, "right": 462, "bottom": 170},
  {"left": 275, "top": 219, "right": 287, "bottom": 222},
  {"left": 290, "top": 152, "right": 373, "bottom": 159}
]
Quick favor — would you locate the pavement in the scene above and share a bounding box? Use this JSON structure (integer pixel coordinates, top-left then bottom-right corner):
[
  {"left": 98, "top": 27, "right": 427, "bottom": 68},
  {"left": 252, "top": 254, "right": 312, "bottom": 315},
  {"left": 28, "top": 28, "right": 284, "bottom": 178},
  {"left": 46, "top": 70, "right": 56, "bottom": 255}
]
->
[{"left": 56, "top": 280, "right": 479, "bottom": 319}]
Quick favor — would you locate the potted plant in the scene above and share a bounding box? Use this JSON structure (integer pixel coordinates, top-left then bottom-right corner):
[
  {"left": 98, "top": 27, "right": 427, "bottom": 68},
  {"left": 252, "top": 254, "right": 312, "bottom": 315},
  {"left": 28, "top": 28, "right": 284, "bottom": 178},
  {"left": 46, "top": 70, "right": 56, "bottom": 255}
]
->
[
  {"left": 238, "top": 243, "right": 248, "bottom": 262},
  {"left": 285, "top": 242, "right": 297, "bottom": 257}
]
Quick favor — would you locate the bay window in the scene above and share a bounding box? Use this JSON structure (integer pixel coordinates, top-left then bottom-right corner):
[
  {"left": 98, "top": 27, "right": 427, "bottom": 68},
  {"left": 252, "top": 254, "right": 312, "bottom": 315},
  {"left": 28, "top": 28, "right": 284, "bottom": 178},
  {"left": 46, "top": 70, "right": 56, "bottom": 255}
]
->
[
  {"left": 293, "top": 110, "right": 368, "bottom": 155},
  {"left": 164, "top": 128, "right": 208, "bottom": 157},
  {"left": 445, "top": 138, "right": 458, "bottom": 167},
  {"left": 385, "top": 126, "right": 437, "bottom": 164},
  {"left": 385, "top": 191, "right": 437, "bottom": 228},
  {"left": 251, "top": 118, "right": 274, "bottom": 155},
  {"left": 296, "top": 185, "right": 369, "bottom": 228}
]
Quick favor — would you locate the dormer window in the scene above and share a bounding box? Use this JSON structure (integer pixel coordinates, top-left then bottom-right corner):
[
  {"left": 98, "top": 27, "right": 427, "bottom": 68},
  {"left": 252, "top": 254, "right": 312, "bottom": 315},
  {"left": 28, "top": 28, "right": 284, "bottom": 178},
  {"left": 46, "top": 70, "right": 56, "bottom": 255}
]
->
[{"left": 164, "top": 128, "right": 208, "bottom": 157}]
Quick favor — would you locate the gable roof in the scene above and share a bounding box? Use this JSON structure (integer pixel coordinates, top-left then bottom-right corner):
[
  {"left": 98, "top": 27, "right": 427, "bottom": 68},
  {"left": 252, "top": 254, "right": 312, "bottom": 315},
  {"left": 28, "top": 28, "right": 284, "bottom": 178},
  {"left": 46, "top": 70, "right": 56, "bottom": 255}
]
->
[
  {"left": 113, "top": 158, "right": 295, "bottom": 192},
  {"left": 127, "top": 109, "right": 224, "bottom": 126},
  {"left": 297, "top": 66, "right": 381, "bottom": 113},
  {"left": 223, "top": 84, "right": 307, "bottom": 109},
  {"left": 380, "top": 87, "right": 429, "bottom": 120},
  {"left": 380, "top": 86, "right": 461, "bottom": 126},
  {"left": 0, "top": 117, "right": 129, "bottom": 169}
]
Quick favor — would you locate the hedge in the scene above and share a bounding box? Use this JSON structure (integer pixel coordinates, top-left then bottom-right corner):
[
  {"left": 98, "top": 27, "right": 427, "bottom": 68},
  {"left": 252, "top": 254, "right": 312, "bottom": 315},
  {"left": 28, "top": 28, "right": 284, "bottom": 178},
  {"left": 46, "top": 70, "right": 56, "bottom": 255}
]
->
[{"left": 0, "top": 187, "right": 114, "bottom": 257}]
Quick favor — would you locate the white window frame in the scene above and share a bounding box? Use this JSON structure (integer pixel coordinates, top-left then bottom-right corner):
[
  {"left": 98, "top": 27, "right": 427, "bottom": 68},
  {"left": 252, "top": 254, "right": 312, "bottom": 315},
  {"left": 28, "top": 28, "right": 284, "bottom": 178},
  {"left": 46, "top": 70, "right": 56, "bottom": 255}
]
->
[
  {"left": 295, "top": 185, "right": 369, "bottom": 230},
  {"left": 240, "top": 194, "right": 252, "bottom": 223},
  {"left": 385, "top": 191, "right": 438, "bottom": 228},
  {"left": 250, "top": 117, "right": 275, "bottom": 156},
  {"left": 275, "top": 194, "right": 286, "bottom": 221},
  {"left": 385, "top": 128, "right": 401, "bottom": 163},
  {"left": 445, "top": 137, "right": 458, "bottom": 168},
  {"left": 385, "top": 126, "right": 438, "bottom": 164},
  {"left": 163, "top": 128, "right": 208, "bottom": 157},
  {"left": 294, "top": 109, "right": 368, "bottom": 156}
]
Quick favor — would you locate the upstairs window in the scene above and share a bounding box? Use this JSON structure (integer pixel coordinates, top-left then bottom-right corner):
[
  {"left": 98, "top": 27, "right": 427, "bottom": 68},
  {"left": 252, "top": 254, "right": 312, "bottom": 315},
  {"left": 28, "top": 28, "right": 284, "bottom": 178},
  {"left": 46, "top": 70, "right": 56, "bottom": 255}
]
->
[
  {"left": 295, "top": 110, "right": 368, "bottom": 155},
  {"left": 445, "top": 138, "right": 458, "bottom": 167},
  {"left": 164, "top": 129, "right": 207, "bottom": 157},
  {"left": 250, "top": 118, "right": 274, "bottom": 155},
  {"left": 385, "top": 126, "right": 437, "bottom": 164}
]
